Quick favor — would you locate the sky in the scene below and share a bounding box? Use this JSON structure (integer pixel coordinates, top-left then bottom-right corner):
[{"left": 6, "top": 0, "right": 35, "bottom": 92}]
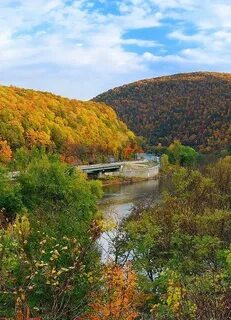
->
[{"left": 0, "top": 0, "right": 231, "bottom": 99}]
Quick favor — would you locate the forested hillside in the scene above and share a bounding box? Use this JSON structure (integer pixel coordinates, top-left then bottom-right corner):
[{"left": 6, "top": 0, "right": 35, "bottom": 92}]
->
[
  {"left": 0, "top": 85, "right": 136, "bottom": 163},
  {"left": 94, "top": 72, "right": 231, "bottom": 152}
]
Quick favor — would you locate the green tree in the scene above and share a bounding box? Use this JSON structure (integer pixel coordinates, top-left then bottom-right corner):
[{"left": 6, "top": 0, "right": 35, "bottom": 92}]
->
[
  {"left": 114, "top": 163, "right": 231, "bottom": 319},
  {"left": 0, "top": 166, "right": 23, "bottom": 221},
  {"left": 0, "top": 155, "right": 104, "bottom": 319},
  {"left": 167, "top": 140, "right": 199, "bottom": 166},
  {"left": 18, "top": 154, "right": 102, "bottom": 225},
  {"left": 160, "top": 154, "right": 171, "bottom": 173}
]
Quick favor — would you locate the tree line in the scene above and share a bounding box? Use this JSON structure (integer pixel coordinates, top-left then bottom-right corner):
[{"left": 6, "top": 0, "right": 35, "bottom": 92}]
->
[
  {"left": 94, "top": 72, "right": 231, "bottom": 153},
  {"left": 0, "top": 85, "right": 139, "bottom": 165}
]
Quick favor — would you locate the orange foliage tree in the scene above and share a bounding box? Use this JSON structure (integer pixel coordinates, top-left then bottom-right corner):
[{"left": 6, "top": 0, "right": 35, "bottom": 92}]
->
[
  {"left": 83, "top": 263, "right": 139, "bottom": 320},
  {"left": 0, "top": 139, "right": 12, "bottom": 163}
]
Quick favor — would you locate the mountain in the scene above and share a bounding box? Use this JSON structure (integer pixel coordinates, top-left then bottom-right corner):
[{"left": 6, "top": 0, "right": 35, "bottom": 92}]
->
[
  {"left": 0, "top": 85, "right": 136, "bottom": 163},
  {"left": 94, "top": 72, "right": 231, "bottom": 152}
]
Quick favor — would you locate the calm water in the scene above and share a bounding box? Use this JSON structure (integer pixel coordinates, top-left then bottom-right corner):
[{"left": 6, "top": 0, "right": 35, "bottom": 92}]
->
[{"left": 98, "top": 179, "right": 162, "bottom": 260}]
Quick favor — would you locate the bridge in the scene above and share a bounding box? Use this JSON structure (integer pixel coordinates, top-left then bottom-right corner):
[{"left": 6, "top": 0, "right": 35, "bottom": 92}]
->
[
  {"left": 77, "top": 159, "right": 160, "bottom": 179},
  {"left": 77, "top": 160, "right": 148, "bottom": 174}
]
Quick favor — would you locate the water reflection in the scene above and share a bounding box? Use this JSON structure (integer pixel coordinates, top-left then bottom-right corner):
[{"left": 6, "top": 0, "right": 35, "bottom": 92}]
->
[{"left": 98, "top": 179, "right": 161, "bottom": 260}]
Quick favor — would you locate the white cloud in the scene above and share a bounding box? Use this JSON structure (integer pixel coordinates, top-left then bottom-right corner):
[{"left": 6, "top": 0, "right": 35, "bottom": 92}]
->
[
  {"left": 0, "top": 0, "right": 163, "bottom": 98},
  {"left": 0, "top": 0, "right": 231, "bottom": 98}
]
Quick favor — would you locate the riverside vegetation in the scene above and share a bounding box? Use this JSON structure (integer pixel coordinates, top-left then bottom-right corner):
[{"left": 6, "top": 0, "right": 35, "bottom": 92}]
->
[
  {"left": 110, "top": 154, "right": 231, "bottom": 320},
  {"left": 0, "top": 146, "right": 231, "bottom": 319}
]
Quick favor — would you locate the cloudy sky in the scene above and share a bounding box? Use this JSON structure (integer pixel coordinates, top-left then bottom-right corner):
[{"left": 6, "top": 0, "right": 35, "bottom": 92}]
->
[{"left": 0, "top": 0, "right": 231, "bottom": 99}]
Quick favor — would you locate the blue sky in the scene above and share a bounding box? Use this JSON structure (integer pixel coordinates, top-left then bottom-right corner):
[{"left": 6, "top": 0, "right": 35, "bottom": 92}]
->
[{"left": 0, "top": 0, "right": 231, "bottom": 99}]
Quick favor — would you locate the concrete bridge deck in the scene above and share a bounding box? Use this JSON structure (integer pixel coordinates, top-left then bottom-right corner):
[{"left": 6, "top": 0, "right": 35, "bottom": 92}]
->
[{"left": 77, "top": 160, "right": 151, "bottom": 174}]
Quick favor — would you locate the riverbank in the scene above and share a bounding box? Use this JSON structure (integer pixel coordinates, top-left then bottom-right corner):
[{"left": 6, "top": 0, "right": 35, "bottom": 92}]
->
[{"left": 100, "top": 174, "right": 160, "bottom": 187}]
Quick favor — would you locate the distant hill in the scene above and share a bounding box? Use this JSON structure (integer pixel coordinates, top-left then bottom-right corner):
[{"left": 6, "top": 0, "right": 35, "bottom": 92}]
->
[
  {"left": 0, "top": 85, "right": 136, "bottom": 163},
  {"left": 94, "top": 72, "right": 231, "bottom": 152}
]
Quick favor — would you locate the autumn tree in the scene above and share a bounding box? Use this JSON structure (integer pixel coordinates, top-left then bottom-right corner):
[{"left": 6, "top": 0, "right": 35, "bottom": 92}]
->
[
  {"left": 0, "top": 85, "right": 138, "bottom": 163},
  {"left": 208, "top": 156, "right": 231, "bottom": 197},
  {"left": 84, "top": 263, "right": 140, "bottom": 320},
  {"left": 0, "top": 139, "right": 12, "bottom": 164},
  {"left": 94, "top": 72, "right": 231, "bottom": 153}
]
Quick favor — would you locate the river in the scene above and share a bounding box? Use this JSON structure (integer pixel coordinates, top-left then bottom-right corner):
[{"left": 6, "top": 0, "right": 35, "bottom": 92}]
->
[{"left": 98, "top": 179, "right": 162, "bottom": 260}]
